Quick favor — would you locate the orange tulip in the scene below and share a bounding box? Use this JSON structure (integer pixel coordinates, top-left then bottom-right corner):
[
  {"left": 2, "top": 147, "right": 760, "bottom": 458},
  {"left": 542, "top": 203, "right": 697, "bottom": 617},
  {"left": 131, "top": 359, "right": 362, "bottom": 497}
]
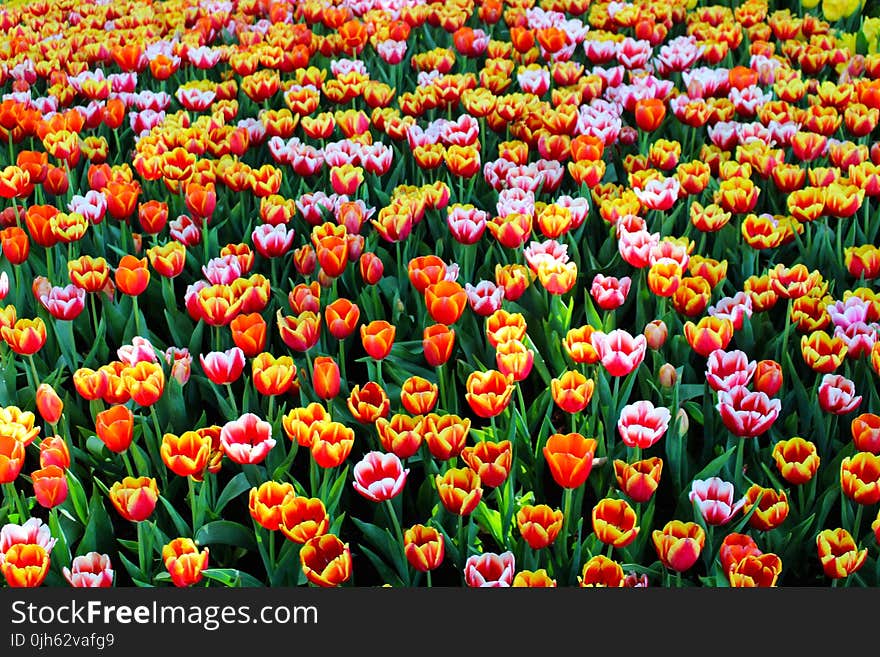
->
[
  {"left": 1, "top": 544, "right": 50, "bottom": 588},
  {"left": 95, "top": 404, "right": 134, "bottom": 453},
  {"left": 578, "top": 555, "right": 624, "bottom": 587},
  {"left": 543, "top": 433, "right": 597, "bottom": 489},
  {"left": 35, "top": 383, "right": 63, "bottom": 425},
  {"left": 461, "top": 440, "right": 512, "bottom": 488},
  {"left": 324, "top": 298, "right": 360, "bottom": 340},
  {"left": 161, "top": 431, "right": 211, "bottom": 478},
  {"left": 652, "top": 520, "right": 705, "bottom": 572},
  {"left": 423, "top": 324, "right": 456, "bottom": 366},
  {"left": 360, "top": 320, "right": 395, "bottom": 360},
  {"left": 280, "top": 496, "right": 330, "bottom": 544},
  {"left": 404, "top": 524, "right": 445, "bottom": 572},
  {"left": 400, "top": 376, "right": 438, "bottom": 415},
  {"left": 743, "top": 484, "right": 789, "bottom": 531},
  {"left": 592, "top": 498, "right": 639, "bottom": 549},
  {"left": 0, "top": 433, "right": 26, "bottom": 484},
  {"left": 435, "top": 467, "right": 483, "bottom": 516},
  {"left": 32, "top": 465, "right": 68, "bottom": 509},
  {"left": 310, "top": 420, "right": 355, "bottom": 468},
  {"left": 1, "top": 317, "right": 47, "bottom": 355},
  {"left": 230, "top": 313, "right": 267, "bottom": 358},
  {"left": 123, "top": 361, "right": 165, "bottom": 407},
  {"left": 465, "top": 369, "right": 514, "bottom": 418},
  {"left": 551, "top": 370, "right": 595, "bottom": 414},
  {"left": 613, "top": 457, "right": 663, "bottom": 503},
  {"left": 817, "top": 528, "right": 867, "bottom": 580},
  {"left": 300, "top": 534, "right": 352, "bottom": 587},
  {"left": 115, "top": 255, "right": 150, "bottom": 296},
  {"left": 249, "top": 481, "right": 295, "bottom": 531},
  {"left": 347, "top": 382, "right": 390, "bottom": 423},
  {"left": 424, "top": 280, "right": 468, "bottom": 325},
  {"left": 516, "top": 504, "right": 564, "bottom": 550},
  {"left": 312, "top": 356, "right": 341, "bottom": 400},
  {"left": 771, "top": 437, "right": 820, "bottom": 485},
  {"left": 252, "top": 352, "right": 297, "bottom": 396},
  {"left": 162, "top": 538, "right": 209, "bottom": 587},
  {"left": 108, "top": 476, "right": 159, "bottom": 522},
  {"left": 282, "top": 403, "right": 329, "bottom": 448},
  {"left": 634, "top": 98, "right": 666, "bottom": 132},
  {"left": 413, "top": 409, "right": 466, "bottom": 459}
]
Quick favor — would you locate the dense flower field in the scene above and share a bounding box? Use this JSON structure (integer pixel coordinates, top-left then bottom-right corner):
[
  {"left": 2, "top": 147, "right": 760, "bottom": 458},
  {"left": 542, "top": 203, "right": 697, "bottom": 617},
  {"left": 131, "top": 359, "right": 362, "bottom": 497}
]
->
[{"left": 1, "top": 0, "right": 880, "bottom": 589}]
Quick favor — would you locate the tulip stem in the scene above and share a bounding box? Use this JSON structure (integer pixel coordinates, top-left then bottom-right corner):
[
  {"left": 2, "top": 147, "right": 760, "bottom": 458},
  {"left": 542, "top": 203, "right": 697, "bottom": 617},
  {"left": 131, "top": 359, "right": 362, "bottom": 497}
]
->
[
  {"left": 225, "top": 383, "right": 238, "bottom": 417},
  {"left": 132, "top": 295, "right": 144, "bottom": 337},
  {"left": 26, "top": 354, "right": 40, "bottom": 388},
  {"left": 426, "top": 570, "right": 432, "bottom": 588},
  {"left": 122, "top": 450, "right": 135, "bottom": 477},
  {"left": 338, "top": 339, "right": 347, "bottom": 392},
  {"left": 852, "top": 503, "right": 863, "bottom": 544},
  {"left": 384, "top": 499, "right": 405, "bottom": 555},
  {"left": 561, "top": 487, "right": 573, "bottom": 559},
  {"left": 90, "top": 294, "right": 101, "bottom": 338},
  {"left": 267, "top": 395, "right": 276, "bottom": 425},
  {"left": 4, "top": 482, "right": 28, "bottom": 522},
  {"left": 188, "top": 476, "right": 199, "bottom": 532}
]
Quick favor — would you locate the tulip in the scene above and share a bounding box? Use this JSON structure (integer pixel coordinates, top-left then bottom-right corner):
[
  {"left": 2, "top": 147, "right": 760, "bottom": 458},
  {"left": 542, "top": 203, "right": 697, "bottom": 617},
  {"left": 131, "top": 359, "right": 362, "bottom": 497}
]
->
[
  {"left": 818, "top": 374, "right": 862, "bottom": 415},
  {"left": 551, "top": 370, "right": 595, "bottom": 414},
  {"left": 249, "top": 481, "right": 295, "bottom": 531},
  {"left": 162, "top": 538, "right": 209, "bottom": 587},
  {"left": 404, "top": 524, "right": 445, "bottom": 573},
  {"left": 108, "top": 477, "right": 159, "bottom": 522},
  {"left": 310, "top": 421, "right": 355, "bottom": 468},
  {"left": 312, "top": 356, "right": 341, "bottom": 400},
  {"left": 516, "top": 504, "right": 564, "bottom": 550},
  {"left": 161, "top": 431, "right": 211, "bottom": 478},
  {"left": 590, "top": 274, "right": 631, "bottom": 310},
  {"left": 95, "top": 404, "right": 134, "bottom": 453},
  {"left": 2, "top": 317, "right": 47, "bottom": 355},
  {"left": 772, "top": 438, "right": 820, "bottom": 485},
  {"left": 200, "top": 348, "right": 246, "bottom": 386},
  {"left": 591, "top": 329, "right": 647, "bottom": 377},
  {"left": 115, "top": 255, "right": 150, "bottom": 296},
  {"left": 300, "top": 534, "right": 352, "bottom": 587},
  {"left": 729, "top": 553, "right": 783, "bottom": 587},
  {"left": 39, "top": 435, "right": 70, "bottom": 470},
  {"left": 252, "top": 352, "right": 296, "bottom": 397},
  {"left": 841, "top": 452, "right": 880, "bottom": 506},
  {"left": 422, "top": 413, "right": 471, "bottom": 461},
  {"left": 435, "top": 467, "right": 482, "bottom": 516},
  {"left": 743, "top": 484, "right": 789, "bottom": 531},
  {"left": 613, "top": 457, "right": 663, "bottom": 503},
  {"left": 230, "top": 313, "right": 267, "bottom": 358},
  {"left": 719, "top": 533, "right": 762, "bottom": 574},
  {"left": 464, "top": 551, "right": 515, "bottom": 587},
  {"left": 324, "top": 298, "right": 360, "bottom": 340},
  {"left": 220, "top": 413, "right": 276, "bottom": 465},
  {"left": 279, "top": 496, "right": 329, "bottom": 544},
  {"left": 617, "top": 400, "right": 671, "bottom": 449},
  {"left": 688, "top": 477, "right": 745, "bottom": 526},
  {"left": 352, "top": 451, "right": 408, "bottom": 502},
  {"left": 31, "top": 466, "right": 68, "bottom": 509},
  {"left": 424, "top": 280, "right": 469, "bottom": 325},
  {"left": 543, "top": 433, "right": 598, "bottom": 489},
  {"left": 684, "top": 316, "right": 734, "bottom": 358},
  {"left": 360, "top": 320, "right": 395, "bottom": 360},
  {"left": 592, "top": 498, "right": 640, "bottom": 548},
  {"left": 0, "top": 434, "right": 26, "bottom": 484},
  {"left": 347, "top": 382, "right": 390, "bottom": 423},
  {"left": 1, "top": 544, "right": 50, "bottom": 588},
  {"left": 375, "top": 414, "right": 423, "bottom": 460},
  {"left": 817, "top": 528, "right": 867, "bottom": 580},
  {"left": 423, "top": 324, "right": 456, "bottom": 367},
  {"left": 852, "top": 413, "right": 880, "bottom": 454},
  {"left": 716, "top": 385, "right": 781, "bottom": 438},
  {"left": 634, "top": 98, "right": 666, "bottom": 132},
  {"left": 62, "top": 552, "right": 114, "bottom": 588},
  {"left": 465, "top": 369, "right": 515, "bottom": 419},
  {"left": 400, "top": 376, "right": 438, "bottom": 415},
  {"left": 462, "top": 440, "right": 512, "bottom": 488},
  {"left": 652, "top": 520, "right": 706, "bottom": 572},
  {"left": 579, "top": 555, "right": 625, "bottom": 587}
]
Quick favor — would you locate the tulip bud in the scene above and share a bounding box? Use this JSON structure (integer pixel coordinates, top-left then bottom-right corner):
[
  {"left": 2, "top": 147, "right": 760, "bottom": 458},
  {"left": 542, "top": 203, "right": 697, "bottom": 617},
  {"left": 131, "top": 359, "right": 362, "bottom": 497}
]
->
[
  {"left": 658, "top": 363, "right": 677, "bottom": 388},
  {"left": 36, "top": 383, "right": 63, "bottom": 425},
  {"left": 644, "top": 319, "right": 668, "bottom": 350},
  {"left": 676, "top": 407, "right": 689, "bottom": 434}
]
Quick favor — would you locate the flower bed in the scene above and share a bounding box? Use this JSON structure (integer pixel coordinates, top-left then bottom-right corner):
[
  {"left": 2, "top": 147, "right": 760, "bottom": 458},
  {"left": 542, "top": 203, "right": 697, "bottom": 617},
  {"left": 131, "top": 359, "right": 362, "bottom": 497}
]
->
[{"left": 1, "top": 0, "right": 880, "bottom": 588}]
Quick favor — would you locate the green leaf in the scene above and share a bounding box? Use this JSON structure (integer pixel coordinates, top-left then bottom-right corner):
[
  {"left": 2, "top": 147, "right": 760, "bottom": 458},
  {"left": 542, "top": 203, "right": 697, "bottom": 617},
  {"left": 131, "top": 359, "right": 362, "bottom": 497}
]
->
[
  {"left": 202, "top": 568, "right": 265, "bottom": 588},
  {"left": 195, "top": 521, "right": 258, "bottom": 552},
  {"left": 78, "top": 488, "right": 114, "bottom": 556},
  {"left": 215, "top": 472, "right": 252, "bottom": 514},
  {"left": 159, "top": 495, "right": 193, "bottom": 538}
]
